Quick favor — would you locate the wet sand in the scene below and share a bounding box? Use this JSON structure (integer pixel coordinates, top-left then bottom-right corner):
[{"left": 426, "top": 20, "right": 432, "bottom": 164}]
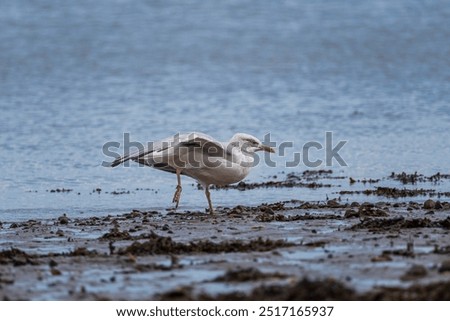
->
[{"left": 1, "top": 171, "right": 450, "bottom": 300}]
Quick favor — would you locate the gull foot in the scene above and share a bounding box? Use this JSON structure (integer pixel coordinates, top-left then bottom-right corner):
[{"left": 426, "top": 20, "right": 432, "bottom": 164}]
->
[{"left": 172, "top": 185, "right": 182, "bottom": 208}]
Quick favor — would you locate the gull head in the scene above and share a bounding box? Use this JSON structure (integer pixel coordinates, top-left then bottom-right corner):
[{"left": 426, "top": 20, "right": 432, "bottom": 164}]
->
[{"left": 229, "top": 133, "right": 276, "bottom": 154}]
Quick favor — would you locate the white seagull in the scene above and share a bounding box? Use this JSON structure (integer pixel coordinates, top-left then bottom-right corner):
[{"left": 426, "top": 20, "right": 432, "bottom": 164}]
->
[{"left": 110, "top": 132, "right": 275, "bottom": 214}]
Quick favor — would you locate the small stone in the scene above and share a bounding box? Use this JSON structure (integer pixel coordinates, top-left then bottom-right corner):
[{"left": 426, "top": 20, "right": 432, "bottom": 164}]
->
[
  {"left": 58, "top": 214, "right": 69, "bottom": 225},
  {"left": 344, "top": 209, "right": 358, "bottom": 218},
  {"left": 401, "top": 264, "right": 427, "bottom": 281},
  {"left": 260, "top": 206, "right": 274, "bottom": 214},
  {"left": 350, "top": 202, "right": 360, "bottom": 207},
  {"left": 361, "top": 202, "right": 374, "bottom": 208},
  {"left": 229, "top": 206, "right": 244, "bottom": 214},
  {"left": 327, "top": 199, "right": 340, "bottom": 207},
  {"left": 434, "top": 201, "right": 443, "bottom": 209},
  {"left": 359, "top": 207, "right": 388, "bottom": 217},
  {"left": 51, "top": 268, "right": 62, "bottom": 276},
  {"left": 438, "top": 260, "right": 450, "bottom": 273},
  {"left": 423, "top": 199, "right": 436, "bottom": 209}
]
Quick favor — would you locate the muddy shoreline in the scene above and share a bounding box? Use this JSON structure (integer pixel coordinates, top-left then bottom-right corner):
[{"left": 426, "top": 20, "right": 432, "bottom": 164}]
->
[{"left": 1, "top": 172, "right": 450, "bottom": 300}]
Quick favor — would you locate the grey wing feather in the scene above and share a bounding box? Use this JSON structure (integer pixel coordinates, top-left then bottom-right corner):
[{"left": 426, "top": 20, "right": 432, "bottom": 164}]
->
[{"left": 110, "top": 132, "right": 226, "bottom": 168}]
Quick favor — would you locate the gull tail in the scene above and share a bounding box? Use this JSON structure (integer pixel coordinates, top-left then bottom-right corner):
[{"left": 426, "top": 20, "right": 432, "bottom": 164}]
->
[
  {"left": 110, "top": 154, "right": 133, "bottom": 167},
  {"left": 110, "top": 147, "right": 150, "bottom": 167}
]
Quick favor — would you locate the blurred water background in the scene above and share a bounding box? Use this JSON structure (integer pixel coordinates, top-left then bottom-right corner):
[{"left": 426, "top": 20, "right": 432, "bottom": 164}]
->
[{"left": 1, "top": 0, "right": 449, "bottom": 220}]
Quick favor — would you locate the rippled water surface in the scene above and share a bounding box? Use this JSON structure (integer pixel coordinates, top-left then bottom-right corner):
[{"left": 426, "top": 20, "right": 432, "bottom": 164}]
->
[{"left": 1, "top": 0, "right": 449, "bottom": 220}]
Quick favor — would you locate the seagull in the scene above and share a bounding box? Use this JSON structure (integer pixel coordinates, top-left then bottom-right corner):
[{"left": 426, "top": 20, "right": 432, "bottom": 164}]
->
[{"left": 110, "top": 132, "right": 275, "bottom": 214}]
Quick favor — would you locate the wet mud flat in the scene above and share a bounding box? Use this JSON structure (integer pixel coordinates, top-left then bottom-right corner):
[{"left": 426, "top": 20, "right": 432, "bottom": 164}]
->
[{"left": 1, "top": 172, "right": 450, "bottom": 300}]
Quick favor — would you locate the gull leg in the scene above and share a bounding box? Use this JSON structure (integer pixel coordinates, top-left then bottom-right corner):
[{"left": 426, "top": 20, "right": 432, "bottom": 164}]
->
[
  {"left": 172, "top": 169, "right": 182, "bottom": 208},
  {"left": 204, "top": 185, "right": 214, "bottom": 214}
]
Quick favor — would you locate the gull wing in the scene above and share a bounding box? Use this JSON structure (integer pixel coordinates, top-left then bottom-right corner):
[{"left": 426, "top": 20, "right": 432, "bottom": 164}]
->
[{"left": 110, "top": 132, "right": 227, "bottom": 169}]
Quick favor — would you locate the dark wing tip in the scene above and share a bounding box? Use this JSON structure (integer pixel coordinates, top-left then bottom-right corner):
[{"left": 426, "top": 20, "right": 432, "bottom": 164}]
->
[
  {"left": 110, "top": 158, "right": 123, "bottom": 167},
  {"left": 179, "top": 141, "right": 202, "bottom": 148}
]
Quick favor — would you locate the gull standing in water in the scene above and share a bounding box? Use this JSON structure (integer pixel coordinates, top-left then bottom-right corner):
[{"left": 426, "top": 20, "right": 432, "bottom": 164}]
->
[{"left": 110, "top": 132, "right": 275, "bottom": 214}]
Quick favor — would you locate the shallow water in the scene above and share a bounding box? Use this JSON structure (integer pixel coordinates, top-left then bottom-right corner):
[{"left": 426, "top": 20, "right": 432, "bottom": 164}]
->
[{"left": 1, "top": 0, "right": 449, "bottom": 220}]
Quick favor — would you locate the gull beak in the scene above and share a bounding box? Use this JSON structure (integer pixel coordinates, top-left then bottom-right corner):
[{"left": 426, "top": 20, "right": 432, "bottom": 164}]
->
[{"left": 259, "top": 144, "right": 276, "bottom": 153}]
